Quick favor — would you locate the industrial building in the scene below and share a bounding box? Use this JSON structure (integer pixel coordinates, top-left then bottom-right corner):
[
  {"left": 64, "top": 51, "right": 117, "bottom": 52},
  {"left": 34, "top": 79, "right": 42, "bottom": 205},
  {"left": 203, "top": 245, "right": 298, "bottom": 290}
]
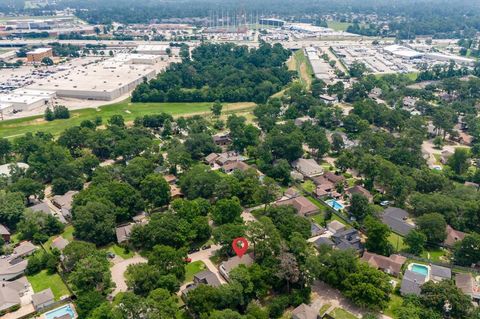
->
[
  {"left": 110, "top": 53, "right": 162, "bottom": 65},
  {"left": 0, "top": 94, "right": 49, "bottom": 112},
  {"left": 425, "top": 52, "right": 476, "bottom": 66},
  {"left": 305, "top": 47, "right": 335, "bottom": 83},
  {"left": 28, "top": 55, "right": 161, "bottom": 101},
  {"left": 136, "top": 44, "right": 170, "bottom": 55},
  {"left": 383, "top": 45, "right": 423, "bottom": 60},
  {"left": 259, "top": 18, "right": 286, "bottom": 27},
  {"left": 26, "top": 48, "right": 53, "bottom": 63}
]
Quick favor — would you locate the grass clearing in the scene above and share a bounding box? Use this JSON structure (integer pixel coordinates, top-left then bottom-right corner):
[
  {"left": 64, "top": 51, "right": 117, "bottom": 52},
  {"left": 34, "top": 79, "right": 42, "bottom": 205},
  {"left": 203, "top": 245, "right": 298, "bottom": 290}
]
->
[
  {"left": 330, "top": 307, "right": 358, "bottom": 319},
  {"left": 293, "top": 50, "right": 314, "bottom": 88},
  {"left": 105, "top": 244, "right": 135, "bottom": 259},
  {"left": 0, "top": 99, "right": 255, "bottom": 139},
  {"left": 389, "top": 232, "right": 407, "bottom": 252},
  {"left": 319, "top": 304, "right": 331, "bottom": 316},
  {"left": 327, "top": 21, "right": 352, "bottom": 31},
  {"left": 311, "top": 213, "right": 325, "bottom": 226},
  {"left": 27, "top": 270, "right": 70, "bottom": 300},
  {"left": 421, "top": 247, "right": 447, "bottom": 262},
  {"left": 184, "top": 261, "right": 206, "bottom": 283},
  {"left": 384, "top": 293, "right": 403, "bottom": 318}
]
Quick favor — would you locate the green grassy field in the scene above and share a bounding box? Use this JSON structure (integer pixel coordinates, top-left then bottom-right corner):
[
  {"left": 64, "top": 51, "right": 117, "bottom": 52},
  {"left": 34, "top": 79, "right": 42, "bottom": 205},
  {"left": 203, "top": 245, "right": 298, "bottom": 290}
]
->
[
  {"left": 384, "top": 293, "right": 403, "bottom": 318},
  {"left": 44, "top": 225, "right": 74, "bottom": 251},
  {"left": 327, "top": 21, "right": 352, "bottom": 31},
  {"left": 293, "top": 50, "right": 314, "bottom": 88},
  {"left": 27, "top": 270, "right": 70, "bottom": 300},
  {"left": 330, "top": 307, "right": 358, "bottom": 319},
  {"left": 106, "top": 244, "right": 135, "bottom": 259},
  {"left": 388, "top": 232, "right": 407, "bottom": 252},
  {"left": 184, "top": 261, "right": 206, "bottom": 283},
  {"left": 0, "top": 100, "right": 254, "bottom": 139}
]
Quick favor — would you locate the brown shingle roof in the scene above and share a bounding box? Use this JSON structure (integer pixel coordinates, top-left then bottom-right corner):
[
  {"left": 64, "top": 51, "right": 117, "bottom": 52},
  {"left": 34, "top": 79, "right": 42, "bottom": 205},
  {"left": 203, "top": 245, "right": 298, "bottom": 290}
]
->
[
  {"left": 361, "top": 251, "right": 406, "bottom": 276},
  {"left": 444, "top": 225, "right": 467, "bottom": 247},
  {"left": 275, "top": 196, "right": 319, "bottom": 216}
]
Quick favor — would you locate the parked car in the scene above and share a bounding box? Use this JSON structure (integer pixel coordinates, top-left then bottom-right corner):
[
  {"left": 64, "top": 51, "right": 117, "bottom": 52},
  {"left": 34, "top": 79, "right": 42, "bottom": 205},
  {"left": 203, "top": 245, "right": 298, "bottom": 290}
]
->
[
  {"left": 202, "top": 245, "right": 211, "bottom": 250},
  {"left": 184, "top": 257, "right": 192, "bottom": 263}
]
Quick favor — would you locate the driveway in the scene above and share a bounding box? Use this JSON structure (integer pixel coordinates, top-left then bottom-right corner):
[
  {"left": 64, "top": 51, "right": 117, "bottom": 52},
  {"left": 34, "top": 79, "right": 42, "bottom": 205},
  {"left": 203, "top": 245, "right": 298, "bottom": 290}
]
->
[
  {"left": 110, "top": 254, "right": 147, "bottom": 296},
  {"left": 111, "top": 245, "right": 224, "bottom": 296},
  {"left": 311, "top": 281, "right": 393, "bottom": 319}
]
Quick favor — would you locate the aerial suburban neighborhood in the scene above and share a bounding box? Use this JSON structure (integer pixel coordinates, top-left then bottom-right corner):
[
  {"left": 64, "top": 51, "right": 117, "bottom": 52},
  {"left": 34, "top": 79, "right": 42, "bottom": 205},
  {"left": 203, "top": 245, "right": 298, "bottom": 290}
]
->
[{"left": 0, "top": 0, "right": 480, "bottom": 319}]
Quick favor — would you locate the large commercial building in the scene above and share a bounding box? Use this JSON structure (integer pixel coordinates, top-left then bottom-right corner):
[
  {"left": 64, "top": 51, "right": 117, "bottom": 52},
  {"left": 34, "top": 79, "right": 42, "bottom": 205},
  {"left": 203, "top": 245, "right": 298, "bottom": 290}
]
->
[
  {"left": 383, "top": 45, "right": 423, "bottom": 60},
  {"left": 26, "top": 48, "right": 53, "bottom": 63},
  {"left": 259, "top": 18, "right": 286, "bottom": 27},
  {"left": 136, "top": 44, "right": 170, "bottom": 55},
  {"left": 0, "top": 89, "right": 55, "bottom": 112},
  {"left": 28, "top": 54, "right": 161, "bottom": 101}
]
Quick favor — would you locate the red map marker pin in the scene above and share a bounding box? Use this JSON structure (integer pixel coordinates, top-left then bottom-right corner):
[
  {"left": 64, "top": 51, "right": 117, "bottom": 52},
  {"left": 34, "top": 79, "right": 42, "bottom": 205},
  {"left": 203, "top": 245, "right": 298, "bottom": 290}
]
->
[{"left": 232, "top": 237, "right": 248, "bottom": 258}]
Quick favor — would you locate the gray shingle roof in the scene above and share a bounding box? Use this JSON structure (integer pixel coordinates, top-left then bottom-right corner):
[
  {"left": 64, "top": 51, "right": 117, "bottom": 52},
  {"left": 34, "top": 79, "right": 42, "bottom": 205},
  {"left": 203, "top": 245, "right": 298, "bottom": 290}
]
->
[
  {"left": 381, "top": 207, "right": 415, "bottom": 236},
  {"left": 31, "top": 288, "right": 54, "bottom": 307},
  {"left": 430, "top": 265, "right": 451, "bottom": 280},
  {"left": 400, "top": 270, "right": 426, "bottom": 296}
]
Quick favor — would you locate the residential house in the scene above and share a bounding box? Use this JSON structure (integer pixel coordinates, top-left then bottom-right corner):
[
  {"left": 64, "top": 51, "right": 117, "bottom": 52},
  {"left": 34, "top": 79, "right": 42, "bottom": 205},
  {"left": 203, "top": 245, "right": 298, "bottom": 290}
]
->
[
  {"left": 222, "top": 161, "right": 251, "bottom": 174},
  {"left": 13, "top": 241, "right": 37, "bottom": 258},
  {"left": 219, "top": 254, "right": 254, "bottom": 281},
  {"left": 381, "top": 207, "right": 415, "bottom": 236},
  {"left": 116, "top": 224, "right": 134, "bottom": 244},
  {"left": 444, "top": 225, "right": 466, "bottom": 248},
  {"left": 455, "top": 273, "right": 480, "bottom": 302},
  {"left": 290, "top": 171, "right": 304, "bottom": 182},
  {"left": 205, "top": 151, "right": 246, "bottom": 168},
  {"left": 52, "top": 191, "right": 78, "bottom": 220},
  {"left": 323, "top": 171, "right": 345, "bottom": 185},
  {"left": 31, "top": 288, "right": 54, "bottom": 311},
  {"left": 430, "top": 265, "right": 451, "bottom": 282},
  {"left": 403, "top": 96, "right": 418, "bottom": 109},
  {"left": 361, "top": 251, "right": 406, "bottom": 277},
  {"left": 346, "top": 185, "right": 373, "bottom": 203},
  {"left": 291, "top": 303, "right": 319, "bottom": 319},
  {"left": 0, "top": 163, "right": 29, "bottom": 179},
  {"left": 0, "top": 276, "right": 29, "bottom": 311},
  {"left": 331, "top": 228, "right": 363, "bottom": 253},
  {"left": 213, "top": 134, "right": 232, "bottom": 147},
  {"left": 275, "top": 196, "right": 319, "bottom": 217},
  {"left": 292, "top": 158, "right": 324, "bottom": 178},
  {"left": 51, "top": 236, "right": 69, "bottom": 251},
  {"left": 163, "top": 174, "right": 177, "bottom": 184},
  {"left": 193, "top": 270, "right": 222, "bottom": 287},
  {"left": 0, "top": 258, "right": 28, "bottom": 281},
  {"left": 0, "top": 224, "right": 10, "bottom": 242},
  {"left": 0, "top": 285, "right": 20, "bottom": 312},
  {"left": 170, "top": 184, "right": 184, "bottom": 200},
  {"left": 315, "top": 178, "right": 341, "bottom": 199},
  {"left": 313, "top": 237, "right": 335, "bottom": 249},
  {"left": 440, "top": 150, "right": 453, "bottom": 165},
  {"left": 311, "top": 223, "right": 325, "bottom": 237},
  {"left": 368, "top": 87, "right": 383, "bottom": 100},
  {"left": 400, "top": 270, "right": 427, "bottom": 296},
  {"left": 29, "top": 202, "right": 54, "bottom": 215},
  {"left": 294, "top": 116, "right": 314, "bottom": 127},
  {"left": 320, "top": 94, "right": 338, "bottom": 105},
  {"left": 284, "top": 187, "right": 300, "bottom": 199},
  {"left": 327, "top": 220, "right": 346, "bottom": 234}
]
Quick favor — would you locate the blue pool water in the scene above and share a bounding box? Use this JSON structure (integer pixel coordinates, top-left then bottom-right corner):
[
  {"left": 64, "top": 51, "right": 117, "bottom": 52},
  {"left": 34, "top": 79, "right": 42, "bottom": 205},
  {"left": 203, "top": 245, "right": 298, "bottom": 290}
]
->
[
  {"left": 411, "top": 264, "right": 429, "bottom": 277},
  {"left": 44, "top": 304, "right": 75, "bottom": 319},
  {"left": 325, "top": 199, "right": 344, "bottom": 211}
]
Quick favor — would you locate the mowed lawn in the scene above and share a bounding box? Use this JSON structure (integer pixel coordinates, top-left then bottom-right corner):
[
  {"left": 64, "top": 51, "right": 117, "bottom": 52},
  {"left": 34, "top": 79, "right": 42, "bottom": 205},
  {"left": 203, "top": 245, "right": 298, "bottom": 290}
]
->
[
  {"left": 184, "top": 261, "right": 207, "bottom": 283},
  {"left": 27, "top": 270, "right": 70, "bottom": 300},
  {"left": 327, "top": 21, "right": 352, "bottom": 31},
  {"left": 0, "top": 100, "right": 255, "bottom": 139}
]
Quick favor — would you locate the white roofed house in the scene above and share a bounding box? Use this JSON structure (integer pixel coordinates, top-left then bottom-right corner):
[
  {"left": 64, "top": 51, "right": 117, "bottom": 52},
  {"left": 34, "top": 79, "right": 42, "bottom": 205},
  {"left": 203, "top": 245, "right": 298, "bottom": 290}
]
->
[{"left": 292, "top": 158, "right": 324, "bottom": 178}]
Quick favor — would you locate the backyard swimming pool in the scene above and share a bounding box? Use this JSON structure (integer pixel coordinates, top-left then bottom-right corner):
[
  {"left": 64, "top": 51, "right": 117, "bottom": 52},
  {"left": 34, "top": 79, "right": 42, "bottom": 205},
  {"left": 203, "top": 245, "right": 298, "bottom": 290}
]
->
[
  {"left": 409, "top": 263, "right": 430, "bottom": 277},
  {"left": 44, "top": 304, "right": 75, "bottom": 319},
  {"left": 325, "top": 199, "right": 344, "bottom": 211}
]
